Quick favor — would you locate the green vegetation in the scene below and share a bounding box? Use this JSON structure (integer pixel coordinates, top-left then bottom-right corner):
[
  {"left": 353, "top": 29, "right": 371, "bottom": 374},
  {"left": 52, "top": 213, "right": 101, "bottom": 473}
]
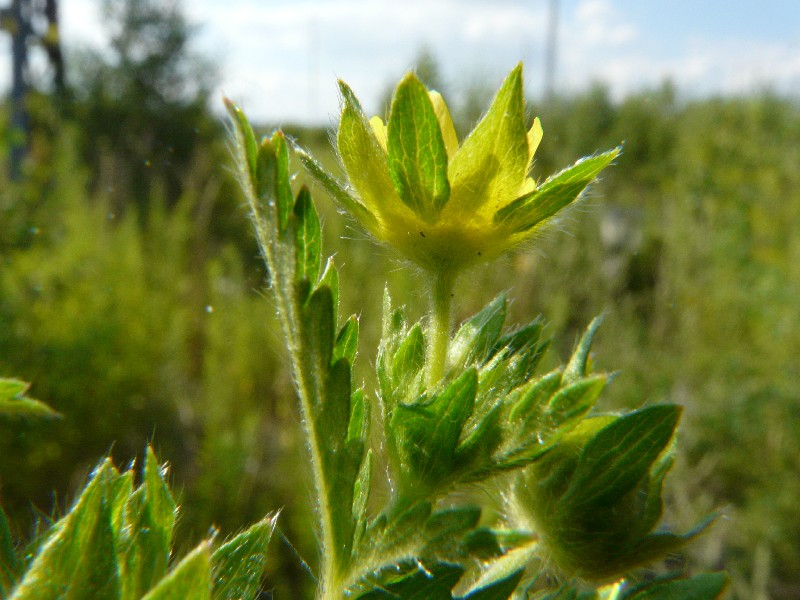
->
[{"left": 0, "top": 26, "right": 798, "bottom": 596}]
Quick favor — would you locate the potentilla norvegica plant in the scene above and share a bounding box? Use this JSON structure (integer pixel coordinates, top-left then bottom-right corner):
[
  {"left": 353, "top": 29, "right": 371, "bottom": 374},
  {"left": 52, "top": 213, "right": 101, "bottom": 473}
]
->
[
  {"left": 0, "top": 64, "right": 728, "bottom": 599},
  {"left": 223, "top": 63, "right": 727, "bottom": 598}
]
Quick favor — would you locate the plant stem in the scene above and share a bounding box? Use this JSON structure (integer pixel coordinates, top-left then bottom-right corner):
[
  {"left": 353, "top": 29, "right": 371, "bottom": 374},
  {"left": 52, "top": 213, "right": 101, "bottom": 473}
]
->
[{"left": 426, "top": 269, "right": 455, "bottom": 387}]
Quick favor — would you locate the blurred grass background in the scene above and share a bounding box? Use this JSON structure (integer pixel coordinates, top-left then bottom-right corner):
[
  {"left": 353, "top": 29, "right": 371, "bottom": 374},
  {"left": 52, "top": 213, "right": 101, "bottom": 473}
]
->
[{"left": 1, "top": 2, "right": 799, "bottom": 598}]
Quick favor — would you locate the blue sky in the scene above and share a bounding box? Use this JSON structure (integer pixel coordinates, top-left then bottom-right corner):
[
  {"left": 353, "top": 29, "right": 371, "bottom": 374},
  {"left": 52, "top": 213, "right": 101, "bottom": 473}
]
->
[{"left": 30, "top": 0, "right": 800, "bottom": 123}]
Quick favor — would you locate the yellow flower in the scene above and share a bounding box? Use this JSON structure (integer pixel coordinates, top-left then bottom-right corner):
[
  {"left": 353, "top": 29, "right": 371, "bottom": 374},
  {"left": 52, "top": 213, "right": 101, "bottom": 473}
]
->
[{"left": 299, "top": 63, "right": 619, "bottom": 278}]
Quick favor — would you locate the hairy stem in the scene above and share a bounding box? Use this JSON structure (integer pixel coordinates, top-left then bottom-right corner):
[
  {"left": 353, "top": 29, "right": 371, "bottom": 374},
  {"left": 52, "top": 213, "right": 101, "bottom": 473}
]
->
[{"left": 426, "top": 269, "right": 456, "bottom": 387}]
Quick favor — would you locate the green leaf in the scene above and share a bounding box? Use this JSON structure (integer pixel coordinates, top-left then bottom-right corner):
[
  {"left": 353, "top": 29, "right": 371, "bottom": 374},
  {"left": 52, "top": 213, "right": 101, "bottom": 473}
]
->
[
  {"left": 391, "top": 323, "right": 426, "bottom": 390},
  {"left": 449, "top": 294, "right": 506, "bottom": 369},
  {"left": 623, "top": 572, "right": 728, "bottom": 600},
  {"left": 143, "top": 447, "right": 177, "bottom": 572},
  {"left": 119, "top": 448, "right": 177, "bottom": 599},
  {"left": 142, "top": 542, "right": 211, "bottom": 600},
  {"left": 353, "top": 561, "right": 464, "bottom": 600},
  {"left": 211, "top": 515, "right": 278, "bottom": 600},
  {"left": 448, "top": 64, "right": 528, "bottom": 214},
  {"left": 67, "top": 495, "right": 120, "bottom": 600},
  {"left": 347, "top": 388, "right": 369, "bottom": 443},
  {"left": 421, "top": 506, "right": 481, "bottom": 558},
  {"left": 333, "top": 316, "right": 359, "bottom": 366},
  {"left": 318, "top": 258, "right": 340, "bottom": 322},
  {"left": 352, "top": 449, "right": 373, "bottom": 547},
  {"left": 564, "top": 405, "right": 681, "bottom": 508},
  {"left": 10, "top": 459, "right": 120, "bottom": 600},
  {"left": 495, "top": 148, "right": 620, "bottom": 232},
  {"left": 393, "top": 369, "right": 478, "bottom": 490},
  {"left": 547, "top": 376, "right": 607, "bottom": 428},
  {"left": 563, "top": 316, "right": 604, "bottom": 384},
  {"left": 294, "top": 186, "right": 322, "bottom": 288},
  {"left": 0, "top": 378, "right": 61, "bottom": 420},
  {"left": 387, "top": 73, "right": 451, "bottom": 220}
]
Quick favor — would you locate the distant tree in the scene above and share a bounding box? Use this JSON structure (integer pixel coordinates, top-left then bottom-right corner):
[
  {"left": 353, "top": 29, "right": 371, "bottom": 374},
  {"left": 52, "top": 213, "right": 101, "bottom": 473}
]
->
[{"left": 70, "top": 0, "right": 222, "bottom": 215}]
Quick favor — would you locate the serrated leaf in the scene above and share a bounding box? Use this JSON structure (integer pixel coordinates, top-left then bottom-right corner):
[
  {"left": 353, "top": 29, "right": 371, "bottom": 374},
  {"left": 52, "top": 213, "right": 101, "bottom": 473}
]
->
[
  {"left": 449, "top": 294, "right": 506, "bottom": 369},
  {"left": 393, "top": 369, "right": 477, "bottom": 490},
  {"left": 10, "top": 459, "right": 119, "bottom": 600},
  {"left": 142, "top": 542, "right": 211, "bottom": 600},
  {"left": 303, "top": 286, "right": 335, "bottom": 401},
  {"left": 494, "top": 149, "right": 621, "bottom": 232},
  {"left": 449, "top": 64, "right": 528, "bottom": 215},
  {"left": 623, "top": 572, "right": 728, "bottom": 600},
  {"left": 0, "top": 378, "right": 61, "bottom": 420},
  {"left": 333, "top": 316, "right": 359, "bottom": 366},
  {"left": 318, "top": 358, "right": 352, "bottom": 444},
  {"left": 294, "top": 186, "right": 322, "bottom": 288},
  {"left": 564, "top": 405, "right": 680, "bottom": 508},
  {"left": 211, "top": 514, "right": 277, "bottom": 600},
  {"left": 387, "top": 73, "right": 451, "bottom": 220}
]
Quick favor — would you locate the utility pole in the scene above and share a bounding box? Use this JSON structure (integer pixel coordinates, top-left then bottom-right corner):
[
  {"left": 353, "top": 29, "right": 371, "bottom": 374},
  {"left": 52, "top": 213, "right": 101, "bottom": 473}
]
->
[
  {"left": 543, "top": 0, "right": 559, "bottom": 101},
  {"left": 1, "top": 0, "right": 65, "bottom": 179}
]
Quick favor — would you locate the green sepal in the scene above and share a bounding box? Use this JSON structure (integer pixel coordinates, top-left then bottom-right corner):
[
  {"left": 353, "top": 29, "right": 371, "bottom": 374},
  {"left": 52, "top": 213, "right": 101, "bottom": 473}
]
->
[
  {"left": 337, "top": 80, "right": 398, "bottom": 220},
  {"left": 387, "top": 73, "right": 451, "bottom": 220},
  {"left": 294, "top": 144, "right": 378, "bottom": 230},
  {"left": 494, "top": 148, "right": 621, "bottom": 232},
  {"left": 0, "top": 378, "right": 61, "bottom": 420},
  {"left": 141, "top": 542, "right": 211, "bottom": 600},
  {"left": 211, "top": 514, "right": 278, "bottom": 600}
]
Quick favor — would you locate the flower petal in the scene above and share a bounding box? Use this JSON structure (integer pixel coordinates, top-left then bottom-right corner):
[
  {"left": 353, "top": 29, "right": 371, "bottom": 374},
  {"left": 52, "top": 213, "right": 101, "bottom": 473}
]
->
[
  {"left": 527, "top": 117, "right": 543, "bottom": 169},
  {"left": 447, "top": 64, "right": 529, "bottom": 218},
  {"left": 428, "top": 91, "right": 459, "bottom": 159},
  {"left": 370, "top": 116, "right": 388, "bottom": 151}
]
